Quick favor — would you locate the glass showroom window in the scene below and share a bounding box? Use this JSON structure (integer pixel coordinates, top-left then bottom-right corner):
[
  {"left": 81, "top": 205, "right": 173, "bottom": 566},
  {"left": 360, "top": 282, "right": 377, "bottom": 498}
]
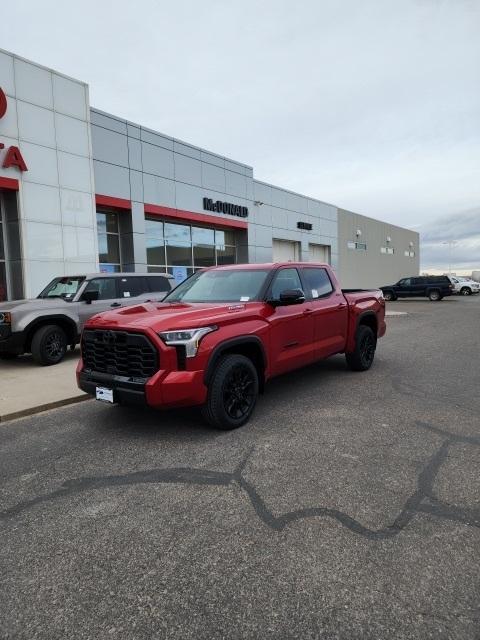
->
[
  {"left": 0, "top": 203, "right": 8, "bottom": 301},
  {"left": 145, "top": 218, "right": 166, "bottom": 271},
  {"left": 193, "top": 226, "right": 215, "bottom": 269},
  {"left": 97, "top": 211, "right": 121, "bottom": 272},
  {"left": 145, "top": 218, "right": 237, "bottom": 283},
  {"left": 215, "top": 229, "right": 236, "bottom": 265},
  {"left": 165, "top": 222, "right": 193, "bottom": 282}
]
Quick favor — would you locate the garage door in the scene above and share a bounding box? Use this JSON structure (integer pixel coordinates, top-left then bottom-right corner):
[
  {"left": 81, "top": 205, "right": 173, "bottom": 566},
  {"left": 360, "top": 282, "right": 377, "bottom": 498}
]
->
[
  {"left": 309, "top": 243, "right": 331, "bottom": 264},
  {"left": 272, "top": 239, "right": 300, "bottom": 262}
]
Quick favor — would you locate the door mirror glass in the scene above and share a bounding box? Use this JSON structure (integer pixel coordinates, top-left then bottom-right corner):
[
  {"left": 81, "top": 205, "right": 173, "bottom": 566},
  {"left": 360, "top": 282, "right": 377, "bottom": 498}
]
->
[{"left": 81, "top": 290, "right": 99, "bottom": 304}]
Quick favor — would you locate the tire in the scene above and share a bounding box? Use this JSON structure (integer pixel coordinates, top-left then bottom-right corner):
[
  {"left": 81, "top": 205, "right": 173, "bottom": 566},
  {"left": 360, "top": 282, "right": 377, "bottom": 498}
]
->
[
  {"left": 460, "top": 287, "right": 471, "bottom": 296},
  {"left": 0, "top": 352, "right": 18, "bottom": 360},
  {"left": 383, "top": 290, "right": 396, "bottom": 302},
  {"left": 31, "top": 324, "right": 67, "bottom": 365},
  {"left": 346, "top": 325, "right": 377, "bottom": 372},
  {"left": 428, "top": 290, "right": 441, "bottom": 301},
  {"left": 201, "top": 354, "right": 259, "bottom": 430}
]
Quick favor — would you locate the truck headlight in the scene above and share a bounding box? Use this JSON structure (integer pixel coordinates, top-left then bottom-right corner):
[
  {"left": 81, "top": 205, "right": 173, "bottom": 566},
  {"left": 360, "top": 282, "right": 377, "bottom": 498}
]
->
[
  {"left": 158, "top": 326, "right": 217, "bottom": 358},
  {"left": 0, "top": 312, "right": 11, "bottom": 324}
]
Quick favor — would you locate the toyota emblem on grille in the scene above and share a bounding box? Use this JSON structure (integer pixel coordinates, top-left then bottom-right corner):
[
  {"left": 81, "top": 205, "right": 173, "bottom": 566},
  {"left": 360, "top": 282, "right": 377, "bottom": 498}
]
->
[{"left": 103, "top": 331, "right": 116, "bottom": 344}]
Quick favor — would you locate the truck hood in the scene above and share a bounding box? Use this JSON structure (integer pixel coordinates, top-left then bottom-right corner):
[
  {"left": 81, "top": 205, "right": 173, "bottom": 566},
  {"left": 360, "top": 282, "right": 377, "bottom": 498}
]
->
[
  {"left": 0, "top": 298, "right": 73, "bottom": 313},
  {"left": 86, "top": 301, "right": 268, "bottom": 332}
]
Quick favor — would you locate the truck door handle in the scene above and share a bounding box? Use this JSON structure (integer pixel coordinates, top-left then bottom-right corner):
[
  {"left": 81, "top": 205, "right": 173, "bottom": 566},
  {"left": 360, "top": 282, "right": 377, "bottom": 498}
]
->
[
  {"left": 303, "top": 308, "right": 313, "bottom": 315},
  {"left": 111, "top": 302, "right": 122, "bottom": 308}
]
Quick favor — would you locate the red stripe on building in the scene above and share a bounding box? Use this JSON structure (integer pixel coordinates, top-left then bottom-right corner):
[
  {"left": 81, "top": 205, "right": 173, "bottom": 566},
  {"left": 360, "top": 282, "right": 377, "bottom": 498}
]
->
[
  {"left": 144, "top": 203, "right": 248, "bottom": 230},
  {"left": 95, "top": 194, "right": 132, "bottom": 210},
  {"left": 0, "top": 176, "right": 19, "bottom": 191}
]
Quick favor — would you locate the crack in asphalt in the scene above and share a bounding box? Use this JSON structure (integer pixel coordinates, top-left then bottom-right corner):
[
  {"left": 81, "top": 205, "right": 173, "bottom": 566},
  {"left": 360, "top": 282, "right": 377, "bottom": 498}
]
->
[{"left": 1, "top": 421, "right": 479, "bottom": 539}]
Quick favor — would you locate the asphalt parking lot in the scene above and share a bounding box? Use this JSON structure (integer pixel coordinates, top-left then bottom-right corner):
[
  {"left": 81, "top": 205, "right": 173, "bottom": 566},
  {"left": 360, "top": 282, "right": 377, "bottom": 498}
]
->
[{"left": 1, "top": 295, "right": 479, "bottom": 639}]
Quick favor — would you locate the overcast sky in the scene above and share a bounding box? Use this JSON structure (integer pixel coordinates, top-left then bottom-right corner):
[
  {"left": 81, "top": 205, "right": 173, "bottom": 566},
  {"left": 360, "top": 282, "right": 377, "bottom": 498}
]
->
[{"left": 1, "top": 0, "right": 479, "bottom": 272}]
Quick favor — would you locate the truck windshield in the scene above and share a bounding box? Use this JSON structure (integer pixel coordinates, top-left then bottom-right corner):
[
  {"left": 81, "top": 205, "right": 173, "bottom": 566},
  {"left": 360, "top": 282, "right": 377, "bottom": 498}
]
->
[
  {"left": 164, "top": 269, "right": 270, "bottom": 303},
  {"left": 38, "top": 276, "right": 86, "bottom": 300}
]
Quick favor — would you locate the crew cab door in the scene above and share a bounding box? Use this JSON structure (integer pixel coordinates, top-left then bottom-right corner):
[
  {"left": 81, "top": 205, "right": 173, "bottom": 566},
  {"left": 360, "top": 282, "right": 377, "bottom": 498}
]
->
[
  {"left": 76, "top": 277, "right": 124, "bottom": 330},
  {"left": 300, "top": 266, "right": 348, "bottom": 358},
  {"left": 411, "top": 277, "right": 427, "bottom": 296},
  {"left": 266, "top": 267, "right": 315, "bottom": 376},
  {"left": 395, "top": 278, "right": 413, "bottom": 297}
]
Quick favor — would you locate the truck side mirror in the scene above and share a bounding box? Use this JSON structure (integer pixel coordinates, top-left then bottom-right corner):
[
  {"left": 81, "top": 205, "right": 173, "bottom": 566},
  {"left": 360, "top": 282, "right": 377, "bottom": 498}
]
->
[
  {"left": 278, "top": 289, "right": 306, "bottom": 305},
  {"left": 81, "top": 290, "right": 99, "bottom": 304}
]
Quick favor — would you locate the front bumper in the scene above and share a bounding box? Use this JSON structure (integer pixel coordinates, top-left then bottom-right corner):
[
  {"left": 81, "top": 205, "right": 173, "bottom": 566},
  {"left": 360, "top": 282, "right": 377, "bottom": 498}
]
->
[
  {"left": 0, "top": 328, "right": 25, "bottom": 355},
  {"left": 77, "top": 361, "right": 208, "bottom": 409}
]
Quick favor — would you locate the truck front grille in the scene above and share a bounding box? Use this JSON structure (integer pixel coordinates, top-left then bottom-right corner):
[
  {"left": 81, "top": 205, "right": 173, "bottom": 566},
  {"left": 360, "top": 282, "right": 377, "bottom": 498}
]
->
[{"left": 82, "top": 329, "right": 158, "bottom": 379}]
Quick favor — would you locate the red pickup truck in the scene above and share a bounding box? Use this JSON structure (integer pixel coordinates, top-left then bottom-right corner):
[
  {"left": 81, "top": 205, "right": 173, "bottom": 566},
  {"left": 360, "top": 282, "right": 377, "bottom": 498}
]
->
[{"left": 77, "top": 263, "right": 386, "bottom": 429}]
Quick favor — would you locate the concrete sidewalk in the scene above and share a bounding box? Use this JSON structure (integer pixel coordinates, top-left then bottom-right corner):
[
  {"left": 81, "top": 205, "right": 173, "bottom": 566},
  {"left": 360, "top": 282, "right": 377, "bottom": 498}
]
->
[{"left": 0, "top": 348, "right": 88, "bottom": 422}]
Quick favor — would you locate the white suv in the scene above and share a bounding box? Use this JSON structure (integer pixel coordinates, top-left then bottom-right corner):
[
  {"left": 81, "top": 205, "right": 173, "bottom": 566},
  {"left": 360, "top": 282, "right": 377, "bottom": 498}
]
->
[{"left": 448, "top": 276, "right": 480, "bottom": 296}]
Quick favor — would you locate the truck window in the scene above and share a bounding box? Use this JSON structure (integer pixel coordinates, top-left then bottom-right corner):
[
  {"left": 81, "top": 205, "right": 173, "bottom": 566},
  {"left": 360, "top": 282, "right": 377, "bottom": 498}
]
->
[
  {"left": 38, "top": 276, "right": 85, "bottom": 299},
  {"left": 270, "top": 268, "right": 302, "bottom": 300},
  {"left": 83, "top": 278, "right": 117, "bottom": 300},
  {"left": 163, "top": 268, "right": 270, "bottom": 303},
  {"left": 147, "top": 276, "right": 172, "bottom": 292},
  {"left": 302, "top": 268, "right": 333, "bottom": 298},
  {"left": 117, "top": 277, "right": 148, "bottom": 298}
]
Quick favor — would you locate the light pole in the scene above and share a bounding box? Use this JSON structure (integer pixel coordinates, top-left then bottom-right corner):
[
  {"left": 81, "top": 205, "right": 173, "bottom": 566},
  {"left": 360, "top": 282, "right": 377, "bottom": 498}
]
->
[{"left": 442, "top": 240, "right": 457, "bottom": 275}]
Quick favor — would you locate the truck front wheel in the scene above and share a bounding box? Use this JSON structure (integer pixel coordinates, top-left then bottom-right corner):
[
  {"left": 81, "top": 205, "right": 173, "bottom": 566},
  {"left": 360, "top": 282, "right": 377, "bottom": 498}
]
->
[
  {"left": 346, "top": 325, "right": 377, "bottom": 372},
  {"left": 31, "top": 324, "right": 67, "bottom": 365},
  {"left": 202, "top": 354, "right": 259, "bottom": 430}
]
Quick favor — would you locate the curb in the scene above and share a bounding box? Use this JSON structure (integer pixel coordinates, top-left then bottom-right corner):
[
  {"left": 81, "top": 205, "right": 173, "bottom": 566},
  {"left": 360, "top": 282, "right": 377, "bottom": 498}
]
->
[{"left": 0, "top": 394, "right": 90, "bottom": 423}]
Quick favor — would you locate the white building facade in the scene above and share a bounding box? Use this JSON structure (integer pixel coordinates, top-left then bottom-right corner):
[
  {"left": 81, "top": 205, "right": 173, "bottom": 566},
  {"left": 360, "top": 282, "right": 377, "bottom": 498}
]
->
[{"left": 0, "top": 48, "right": 419, "bottom": 301}]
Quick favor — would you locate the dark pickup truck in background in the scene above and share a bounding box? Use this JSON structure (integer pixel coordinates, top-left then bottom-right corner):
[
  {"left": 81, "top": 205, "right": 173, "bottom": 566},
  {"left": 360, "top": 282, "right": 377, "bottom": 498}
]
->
[
  {"left": 77, "top": 262, "right": 386, "bottom": 430},
  {"left": 381, "top": 275, "right": 454, "bottom": 301}
]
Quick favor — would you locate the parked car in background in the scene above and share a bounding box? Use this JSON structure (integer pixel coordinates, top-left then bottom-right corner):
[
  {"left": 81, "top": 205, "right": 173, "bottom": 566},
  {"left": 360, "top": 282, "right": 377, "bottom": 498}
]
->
[
  {"left": 77, "top": 262, "right": 386, "bottom": 430},
  {"left": 380, "top": 275, "right": 454, "bottom": 301},
  {"left": 0, "top": 273, "right": 175, "bottom": 365},
  {"left": 448, "top": 276, "right": 480, "bottom": 296}
]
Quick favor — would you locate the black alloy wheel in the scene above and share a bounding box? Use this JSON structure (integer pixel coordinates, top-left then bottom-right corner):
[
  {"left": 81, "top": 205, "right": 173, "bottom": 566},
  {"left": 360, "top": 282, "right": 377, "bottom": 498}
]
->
[
  {"left": 222, "top": 363, "right": 256, "bottom": 421},
  {"left": 359, "top": 330, "right": 376, "bottom": 369},
  {"left": 202, "top": 354, "right": 259, "bottom": 430},
  {"left": 31, "top": 324, "right": 67, "bottom": 365},
  {"left": 460, "top": 287, "right": 471, "bottom": 296},
  {"left": 345, "top": 325, "right": 377, "bottom": 372},
  {"left": 45, "top": 331, "right": 64, "bottom": 359}
]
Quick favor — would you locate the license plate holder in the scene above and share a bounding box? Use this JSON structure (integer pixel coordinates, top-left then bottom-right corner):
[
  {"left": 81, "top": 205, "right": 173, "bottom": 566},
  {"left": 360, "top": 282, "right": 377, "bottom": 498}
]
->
[{"left": 95, "top": 386, "right": 114, "bottom": 403}]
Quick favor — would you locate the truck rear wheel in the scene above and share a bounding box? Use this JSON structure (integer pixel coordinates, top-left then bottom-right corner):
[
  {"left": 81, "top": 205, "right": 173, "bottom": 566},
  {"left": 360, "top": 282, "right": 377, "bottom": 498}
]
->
[
  {"left": 31, "top": 324, "right": 67, "bottom": 365},
  {"left": 346, "top": 325, "right": 376, "bottom": 372},
  {"left": 201, "top": 354, "right": 259, "bottom": 430}
]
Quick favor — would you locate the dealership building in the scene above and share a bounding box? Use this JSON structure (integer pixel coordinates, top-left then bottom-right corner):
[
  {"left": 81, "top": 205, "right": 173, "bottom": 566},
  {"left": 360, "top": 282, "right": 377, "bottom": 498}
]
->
[{"left": 0, "top": 49, "right": 419, "bottom": 301}]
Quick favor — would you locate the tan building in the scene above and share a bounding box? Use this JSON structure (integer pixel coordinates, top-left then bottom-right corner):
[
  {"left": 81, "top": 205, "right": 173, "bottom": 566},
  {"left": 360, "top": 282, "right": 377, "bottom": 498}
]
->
[{"left": 337, "top": 209, "right": 419, "bottom": 289}]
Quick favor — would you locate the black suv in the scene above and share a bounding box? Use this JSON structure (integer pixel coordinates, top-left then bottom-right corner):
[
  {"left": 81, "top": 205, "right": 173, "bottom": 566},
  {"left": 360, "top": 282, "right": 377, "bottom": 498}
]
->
[{"left": 381, "top": 276, "right": 453, "bottom": 302}]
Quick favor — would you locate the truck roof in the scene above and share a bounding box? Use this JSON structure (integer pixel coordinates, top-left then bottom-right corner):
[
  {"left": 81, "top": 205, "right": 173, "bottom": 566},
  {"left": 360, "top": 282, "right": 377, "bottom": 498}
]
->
[
  {"left": 60, "top": 272, "right": 175, "bottom": 279},
  {"left": 207, "top": 262, "right": 331, "bottom": 271}
]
